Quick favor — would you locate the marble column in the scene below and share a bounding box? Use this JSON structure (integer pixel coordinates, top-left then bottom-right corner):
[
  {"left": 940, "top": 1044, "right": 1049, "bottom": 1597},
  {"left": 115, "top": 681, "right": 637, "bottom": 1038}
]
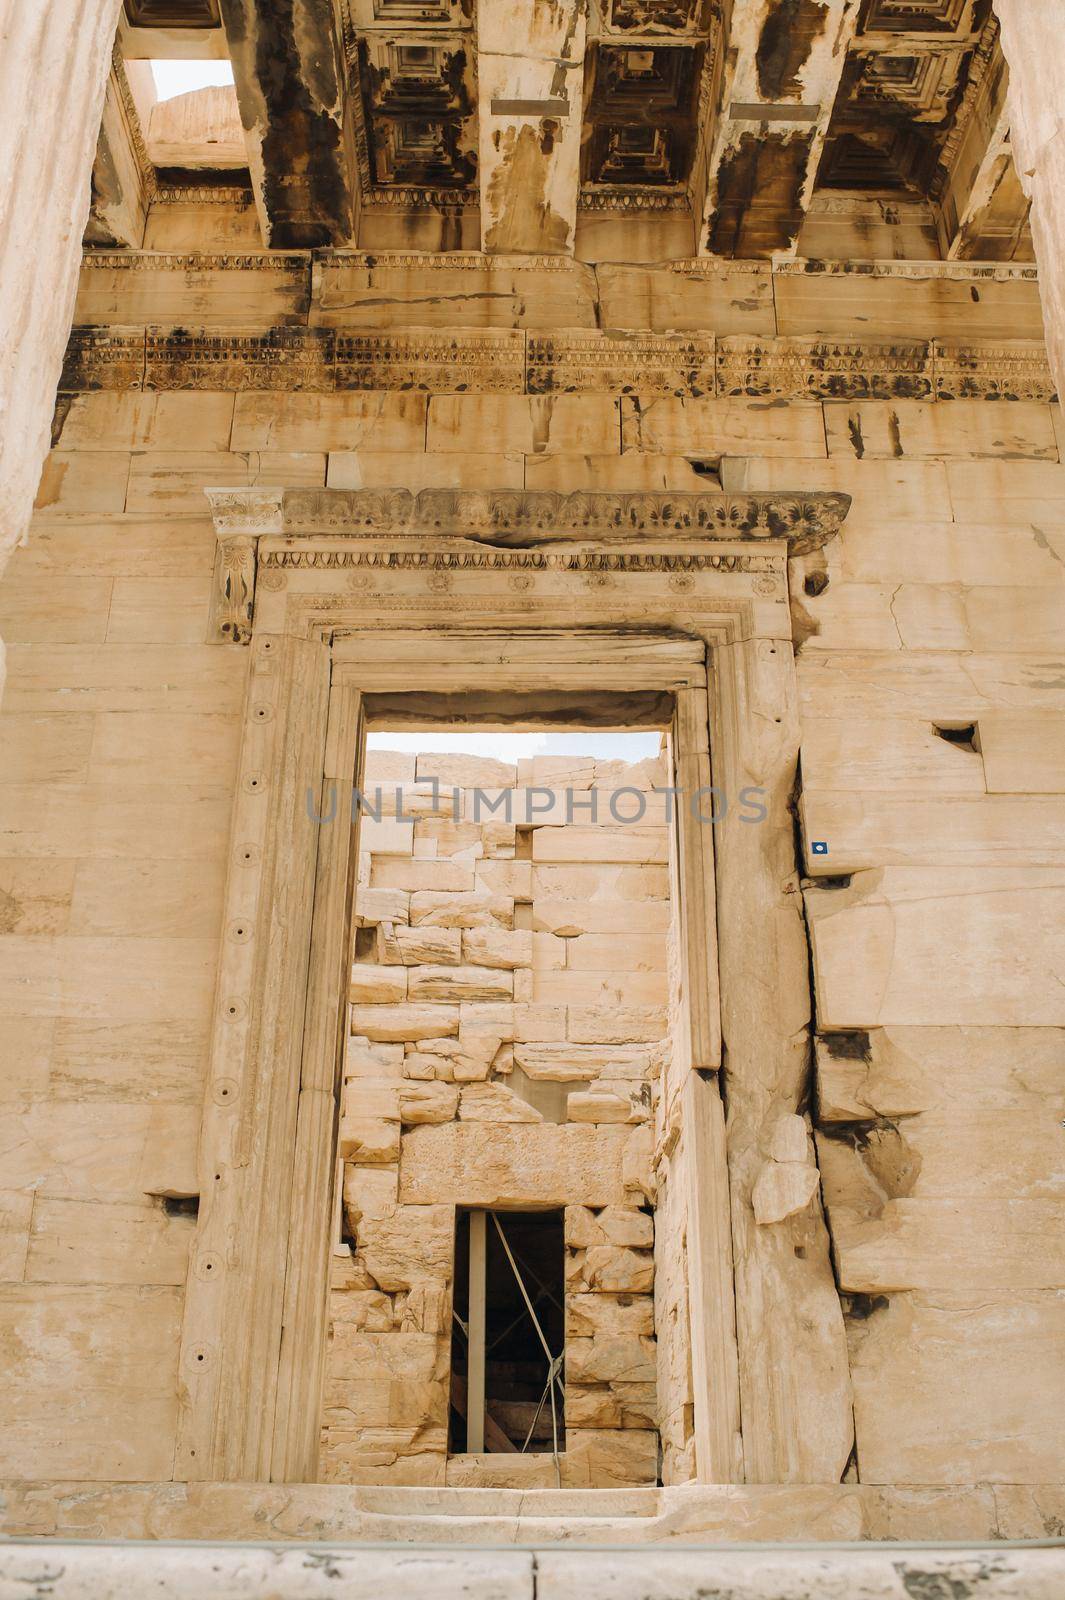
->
[
  {"left": 0, "top": 0, "right": 123, "bottom": 692},
  {"left": 996, "top": 0, "right": 1065, "bottom": 397}
]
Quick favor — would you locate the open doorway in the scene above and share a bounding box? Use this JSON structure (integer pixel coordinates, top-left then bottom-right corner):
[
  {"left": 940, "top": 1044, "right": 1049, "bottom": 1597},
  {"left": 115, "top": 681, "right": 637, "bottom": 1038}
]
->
[{"left": 322, "top": 718, "right": 677, "bottom": 1490}]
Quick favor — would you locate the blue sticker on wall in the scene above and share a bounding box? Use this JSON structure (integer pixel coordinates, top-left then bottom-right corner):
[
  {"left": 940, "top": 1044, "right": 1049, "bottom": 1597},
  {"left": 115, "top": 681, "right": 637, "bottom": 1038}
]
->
[{"left": 811, "top": 841, "right": 829, "bottom": 856}]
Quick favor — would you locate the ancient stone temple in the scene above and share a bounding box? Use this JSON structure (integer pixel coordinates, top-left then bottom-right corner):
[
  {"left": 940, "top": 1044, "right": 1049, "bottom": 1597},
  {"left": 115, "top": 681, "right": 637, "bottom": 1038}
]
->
[{"left": 1, "top": 2, "right": 1064, "bottom": 1595}]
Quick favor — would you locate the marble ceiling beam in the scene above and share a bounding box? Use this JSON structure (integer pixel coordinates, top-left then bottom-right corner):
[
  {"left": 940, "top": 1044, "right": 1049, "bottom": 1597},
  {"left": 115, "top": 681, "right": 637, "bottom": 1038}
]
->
[
  {"left": 219, "top": 0, "right": 360, "bottom": 248},
  {"left": 477, "top": 0, "right": 586, "bottom": 256},
  {"left": 694, "top": 0, "right": 860, "bottom": 259}
]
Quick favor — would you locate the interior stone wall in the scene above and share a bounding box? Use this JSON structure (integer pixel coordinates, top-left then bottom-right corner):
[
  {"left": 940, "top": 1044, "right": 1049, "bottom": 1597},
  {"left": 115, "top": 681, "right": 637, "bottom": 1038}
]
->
[
  {"left": 0, "top": 221, "right": 1062, "bottom": 1524},
  {"left": 323, "top": 749, "right": 668, "bottom": 1490}
]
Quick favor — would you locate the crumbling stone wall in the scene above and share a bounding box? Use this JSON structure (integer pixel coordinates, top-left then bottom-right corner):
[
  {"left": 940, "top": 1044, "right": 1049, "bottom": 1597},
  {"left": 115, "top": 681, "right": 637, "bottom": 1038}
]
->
[{"left": 322, "top": 749, "right": 670, "bottom": 1489}]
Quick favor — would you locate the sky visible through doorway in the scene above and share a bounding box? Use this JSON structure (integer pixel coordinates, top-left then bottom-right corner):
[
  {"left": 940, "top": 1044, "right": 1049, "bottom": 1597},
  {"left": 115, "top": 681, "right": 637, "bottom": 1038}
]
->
[{"left": 365, "top": 731, "right": 663, "bottom": 763}]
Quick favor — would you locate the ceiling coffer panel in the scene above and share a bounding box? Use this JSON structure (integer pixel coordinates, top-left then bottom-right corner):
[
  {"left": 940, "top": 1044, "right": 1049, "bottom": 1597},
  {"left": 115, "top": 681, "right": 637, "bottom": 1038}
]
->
[
  {"left": 860, "top": 0, "right": 975, "bottom": 31},
  {"left": 341, "top": 0, "right": 477, "bottom": 202},
  {"left": 602, "top": 0, "right": 710, "bottom": 37},
  {"left": 357, "top": 35, "right": 477, "bottom": 188},
  {"left": 820, "top": 0, "right": 995, "bottom": 193},
  {"left": 124, "top": 0, "right": 221, "bottom": 24},
  {"left": 583, "top": 43, "right": 704, "bottom": 188}
]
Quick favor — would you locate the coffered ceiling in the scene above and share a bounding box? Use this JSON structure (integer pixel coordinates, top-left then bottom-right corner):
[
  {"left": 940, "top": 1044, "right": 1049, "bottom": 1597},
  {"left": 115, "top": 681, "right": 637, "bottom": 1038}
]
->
[{"left": 105, "top": 0, "right": 1030, "bottom": 261}]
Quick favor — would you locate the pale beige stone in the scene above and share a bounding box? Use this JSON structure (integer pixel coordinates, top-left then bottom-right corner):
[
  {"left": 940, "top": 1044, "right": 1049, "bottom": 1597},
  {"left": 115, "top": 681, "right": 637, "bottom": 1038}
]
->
[
  {"left": 979, "top": 711, "right": 1065, "bottom": 793},
  {"left": 806, "top": 869, "right": 1065, "bottom": 1027},
  {"left": 752, "top": 1162, "right": 822, "bottom": 1225},
  {"left": 374, "top": 861, "right": 477, "bottom": 895},
  {"left": 831, "top": 1199, "right": 1065, "bottom": 1291},
  {"left": 825, "top": 399, "right": 1058, "bottom": 461},
  {"left": 398, "top": 1082, "right": 459, "bottom": 1126},
  {"left": 409, "top": 891, "right": 512, "bottom": 928},
  {"left": 349, "top": 965, "right": 408, "bottom": 1005},
  {"left": 624, "top": 397, "right": 827, "bottom": 459},
  {"left": 567, "top": 1089, "right": 641, "bottom": 1124},
  {"left": 377, "top": 925, "right": 461, "bottom": 967},
  {"left": 565, "top": 1205, "right": 655, "bottom": 1251},
  {"left": 339, "top": 1117, "right": 400, "bottom": 1166},
  {"left": 567, "top": 1008, "right": 668, "bottom": 1044},
  {"left": 568, "top": 1246, "right": 654, "bottom": 1294},
  {"left": 428, "top": 395, "right": 620, "bottom": 456},
  {"left": 462, "top": 928, "right": 532, "bottom": 969},
  {"left": 353, "top": 1206, "right": 454, "bottom": 1294},
  {"left": 562, "top": 1427, "right": 658, "bottom": 1488},
  {"left": 566, "top": 1292, "right": 655, "bottom": 1338},
  {"left": 231, "top": 393, "right": 427, "bottom": 453},
  {"left": 415, "top": 753, "right": 516, "bottom": 788},
  {"left": 400, "top": 1123, "right": 636, "bottom": 1207},
  {"left": 408, "top": 965, "right": 513, "bottom": 1002},
  {"left": 848, "top": 1291, "right": 1065, "bottom": 1484},
  {"left": 346, "top": 1038, "right": 406, "bottom": 1079},
  {"left": 350, "top": 1005, "right": 459, "bottom": 1043}
]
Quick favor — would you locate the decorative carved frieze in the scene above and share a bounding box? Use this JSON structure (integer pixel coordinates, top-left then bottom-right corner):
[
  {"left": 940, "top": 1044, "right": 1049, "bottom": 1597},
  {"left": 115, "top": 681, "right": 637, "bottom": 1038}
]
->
[
  {"left": 717, "top": 337, "right": 933, "bottom": 402},
  {"left": 60, "top": 313, "right": 1054, "bottom": 405},
  {"left": 61, "top": 328, "right": 146, "bottom": 392},
  {"left": 144, "top": 328, "right": 335, "bottom": 392},
  {"left": 528, "top": 333, "right": 716, "bottom": 397},
  {"left": 334, "top": 330, "right": 525, "bottom": 392},
  {"left": 206, "top": 486, "right": 851, "bottom": 645},
  {"left": 933, "top": 340, "right": 1057, "bottom": 401}
]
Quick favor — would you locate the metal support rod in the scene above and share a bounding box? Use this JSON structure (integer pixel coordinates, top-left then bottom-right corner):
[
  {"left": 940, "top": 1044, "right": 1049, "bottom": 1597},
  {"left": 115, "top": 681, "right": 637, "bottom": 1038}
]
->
[{"left": 466, "top": 1210, "right": 487, "bottom": 1454}]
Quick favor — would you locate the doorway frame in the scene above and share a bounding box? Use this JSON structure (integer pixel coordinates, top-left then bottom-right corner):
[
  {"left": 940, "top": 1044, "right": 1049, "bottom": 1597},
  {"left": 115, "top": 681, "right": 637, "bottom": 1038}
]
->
[{"left": 175, "top": 486, "right": 853, "bottom": 1488}]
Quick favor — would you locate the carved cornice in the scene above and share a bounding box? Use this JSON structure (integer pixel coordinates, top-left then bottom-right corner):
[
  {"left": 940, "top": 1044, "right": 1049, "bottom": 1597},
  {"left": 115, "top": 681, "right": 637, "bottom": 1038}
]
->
[
  {"left": 214, "top": 487, "right": 851, "bottom": 547},
  {"left": 60, "top": 323, "right": 1055, "bottom": 403},
  {"left": 206, "top": 486, "right": 850, "bottom": 644}
]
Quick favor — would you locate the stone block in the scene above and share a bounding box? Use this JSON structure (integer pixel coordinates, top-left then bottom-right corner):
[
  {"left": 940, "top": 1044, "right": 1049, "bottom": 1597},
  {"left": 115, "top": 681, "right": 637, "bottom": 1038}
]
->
[
  {"left": 329, "top": 1289, "right": 394, "bottom": 1332},
  {"left": 339, "top": 1116, "right": 400, "bottom": 1166},
  {"left": 231, "top": 392, "right": 427, "bottom": 453},
  {"left": 561, "top": 1426, "right": 658, "bottom": 1487},
  {"left": 567, "top": 1088, "right": 641, "bottom": 1124},
  {"left": 377, "top": 926, "right": 462, "bottom": 966},
  {"left": 568, "top": 1246, "right": 654, "bottom": 1294},
  {"left": 825, "top": 399, "right": 1058, "bottom": 460},
  {"left": 374, "top": 861, "right": 477, "bottom": 895},
  {"left": 399, "top": 1123, "right": 636, "bottom": 1207},
  {"left": 979, "top": 711, "right": 1065, "bottom": 793},
  {"left": 359, "top": 817, "right": 414, "bottom": 856},
  {"left": 345, "top": 1038, "right": 406, "bottom": 1079},
  {"left": 830, "top": 1199, "right": 1065, "bottom": 1291},
  {"left": 462, "top": 928, "right": 532, "bottom": 969},
  {"left": 350, "top": 1005, "right": 459, "bottom": 1042},
  {"left": 349, "top": 965, "right": 408, "bottom": 1005},
  {"left": 408, "top": 965, "right": 513, "bottom": 1002},
  {"left": 532, "top": 898, "right": 673, "bottom": 936},
  {"left": 427, "top": 394, "right": 621, "bottom": 456},
  {"left": 566, "top": 1291, "right": 655, "bottom": 1339},
  {"left": 565, "top": 1205, "right": 655, "bottom": 1252},
  {"left": 567, "top": 1335, "right": 657, "bottom": 1385},
  {"left": 515, "top": 1044, "right": 657, "bottom": 1083},
  {"left": 398, "top": 1082, "right": 459, "bottom": 1126},
  {"left": 342, "top": 1165, "right": 400, "bottom": 1226},
  {"left": 624, "top": 396, "right": 828, "bottom": 459},
  {"left": 816, "top": 1026, "right": 1065, "bottom": 1122},
  {"left": 565, "top": 1380, "right": 657, "bottom": 1429},
  {"left": 353, "top": 1203, "right": 454, "bottom": 1294},
  {"left": 415, "top": 753, "right": 517, "bottom": 788},
  {"left": 806, "top": 869, "right": 1065, "bottom": 1027},
  {"left": 567, "top": 1008, "right": 668, "bottom": 1044},
  {"left": 410, "top": 891, "right": 512, "bottom": 928},
  {"left": 848, "top": 1290, "right": 1065, "bottom": 1483}
]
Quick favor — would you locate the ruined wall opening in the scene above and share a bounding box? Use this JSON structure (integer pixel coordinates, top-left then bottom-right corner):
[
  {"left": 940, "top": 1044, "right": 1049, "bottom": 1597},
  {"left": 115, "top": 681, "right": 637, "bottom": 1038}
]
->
[
  {"left": 449, "top": 1208, "right": 566, "bottom": 1456},
  {"left": 323, "top": 721, "right": 676, "bottom": 1491}
]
